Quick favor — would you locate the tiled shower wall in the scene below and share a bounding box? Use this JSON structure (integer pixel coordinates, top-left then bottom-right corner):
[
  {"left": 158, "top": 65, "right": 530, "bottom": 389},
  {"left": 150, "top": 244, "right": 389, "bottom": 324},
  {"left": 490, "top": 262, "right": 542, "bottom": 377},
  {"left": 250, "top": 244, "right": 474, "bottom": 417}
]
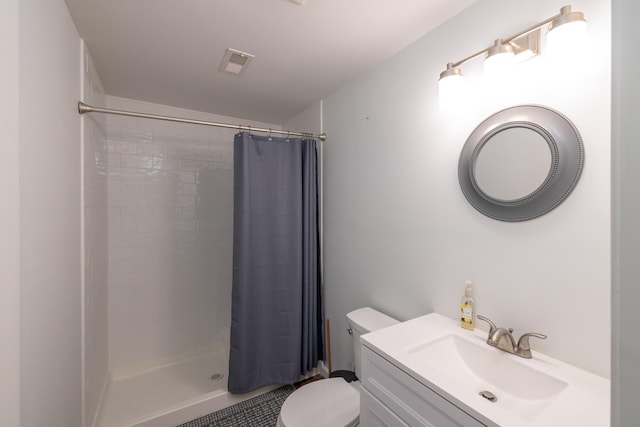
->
[{"left": 105, "top": 95, "right": 281, "bottom": 369}]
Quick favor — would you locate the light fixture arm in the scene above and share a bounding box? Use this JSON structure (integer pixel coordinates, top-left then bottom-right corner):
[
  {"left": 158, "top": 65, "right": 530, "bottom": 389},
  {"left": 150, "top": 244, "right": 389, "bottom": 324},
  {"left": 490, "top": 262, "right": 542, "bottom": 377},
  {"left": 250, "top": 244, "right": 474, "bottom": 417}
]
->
[
  {"left": 502, "top": 15, "right": 556, "bottom": 47},
  {"left": 443, "top": 5, "right": 584, "bottom": 71},
  {"left": 450, "top": 46, "right": 493, "bottom": 69},
  {"left": 449, "top": 16, "right": 557, "bottom": 69}
]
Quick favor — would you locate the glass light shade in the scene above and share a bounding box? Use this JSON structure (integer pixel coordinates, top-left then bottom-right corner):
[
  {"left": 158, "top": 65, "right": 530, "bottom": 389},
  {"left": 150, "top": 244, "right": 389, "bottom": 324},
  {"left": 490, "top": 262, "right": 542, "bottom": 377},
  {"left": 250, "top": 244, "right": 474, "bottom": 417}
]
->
[
  {"left": 546, "top": 20, "right": 588, "bottom": 58},
  {"left": 439, "top": 73, "right": 464, "bottom": 111},
  {"left": 483, "top": 51, "right": 515, "bottom": 80},
  {"left": 483, "top": 40, "right": 515, "bottom": 81}
]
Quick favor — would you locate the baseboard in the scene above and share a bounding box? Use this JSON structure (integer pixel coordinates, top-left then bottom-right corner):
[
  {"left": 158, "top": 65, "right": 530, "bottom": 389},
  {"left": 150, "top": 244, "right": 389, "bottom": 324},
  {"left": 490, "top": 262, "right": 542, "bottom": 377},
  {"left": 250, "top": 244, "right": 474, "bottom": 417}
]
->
[{"left": 317, "top": 360, "right": 330, "bottom": 378}]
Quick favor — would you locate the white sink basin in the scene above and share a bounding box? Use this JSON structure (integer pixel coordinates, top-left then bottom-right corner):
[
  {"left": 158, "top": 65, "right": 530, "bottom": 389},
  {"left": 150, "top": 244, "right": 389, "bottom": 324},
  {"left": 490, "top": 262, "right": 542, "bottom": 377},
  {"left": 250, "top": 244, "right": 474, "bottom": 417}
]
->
[
  {"left": 407, "top": 334, "right": 568, "bottom": 400},
  {"left": 361, "top": 313, "right": 609, "bottom": 426}
]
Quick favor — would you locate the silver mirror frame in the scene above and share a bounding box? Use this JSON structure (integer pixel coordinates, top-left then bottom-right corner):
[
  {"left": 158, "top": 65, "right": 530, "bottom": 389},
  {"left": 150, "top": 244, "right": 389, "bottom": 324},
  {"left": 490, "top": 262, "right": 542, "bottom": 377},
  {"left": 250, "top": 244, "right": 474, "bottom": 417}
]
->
[{"left": 458, "top": 105, "right": 584, "bottom": 222}]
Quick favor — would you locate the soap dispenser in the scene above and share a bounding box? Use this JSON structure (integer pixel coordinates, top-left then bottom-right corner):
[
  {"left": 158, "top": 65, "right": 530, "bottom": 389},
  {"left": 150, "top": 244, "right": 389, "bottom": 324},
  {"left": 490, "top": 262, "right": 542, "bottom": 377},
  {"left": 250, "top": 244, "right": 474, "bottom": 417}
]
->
[{"left": 460, "top": 281, "right": 475, "bottom": 331}]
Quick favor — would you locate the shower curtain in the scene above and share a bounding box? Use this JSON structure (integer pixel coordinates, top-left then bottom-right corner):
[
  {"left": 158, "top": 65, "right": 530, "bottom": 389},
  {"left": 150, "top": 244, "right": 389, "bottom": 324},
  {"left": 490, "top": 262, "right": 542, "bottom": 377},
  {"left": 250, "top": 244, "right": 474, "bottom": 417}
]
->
[{"left": 228, "top": 132, "right": 324, "bottom": 394}]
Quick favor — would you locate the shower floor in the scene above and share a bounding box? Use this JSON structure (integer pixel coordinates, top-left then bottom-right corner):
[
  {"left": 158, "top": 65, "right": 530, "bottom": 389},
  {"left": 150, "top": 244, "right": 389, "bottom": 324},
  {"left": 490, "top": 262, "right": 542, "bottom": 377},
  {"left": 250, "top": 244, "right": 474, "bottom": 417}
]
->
[{"left": 96, "top": 347, "right": 277, "bottom": 427}]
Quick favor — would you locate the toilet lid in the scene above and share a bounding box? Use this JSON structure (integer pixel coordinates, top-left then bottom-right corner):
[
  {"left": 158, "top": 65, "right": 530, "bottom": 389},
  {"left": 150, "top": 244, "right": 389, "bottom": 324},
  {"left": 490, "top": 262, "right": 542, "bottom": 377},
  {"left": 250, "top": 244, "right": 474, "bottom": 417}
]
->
[{"left": 279, "top": 378, "right": 359, "bottom": 427}]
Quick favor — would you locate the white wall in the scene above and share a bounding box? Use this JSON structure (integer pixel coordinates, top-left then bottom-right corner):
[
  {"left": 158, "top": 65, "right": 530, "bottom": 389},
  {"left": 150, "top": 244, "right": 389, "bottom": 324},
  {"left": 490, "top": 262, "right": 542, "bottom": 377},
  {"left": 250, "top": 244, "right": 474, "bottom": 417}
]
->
[
  {"left": 283, "top": 101, "right": 323, "bottom": 136},
  {"left": 82, "top": 43, "right": 109, "bottom": 427},
  {"left": 19, "top": 0, "right": 83, "bottom": 426},
  {"left": 105, "top": 96, "right": 281, "bottom": 369},
  {"left": 323, "top": 0, "right": 611, "bottom": 378},
  {"left": 0, "top": 0, "right": 21, "bottom": 425},
  {"left": 612, "top": 0, "right": 640, "bottom": 424}
]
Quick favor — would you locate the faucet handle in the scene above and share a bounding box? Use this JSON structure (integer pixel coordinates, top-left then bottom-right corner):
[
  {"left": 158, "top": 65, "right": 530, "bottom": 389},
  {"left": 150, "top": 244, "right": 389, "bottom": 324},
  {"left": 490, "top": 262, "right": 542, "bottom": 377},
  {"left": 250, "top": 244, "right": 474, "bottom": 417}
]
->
[
  {"left": 516, "top": 332, "right": 547, "bottom": 358},
  {"left": 477, "top": 315, "right": 497, "bottom": 334}
]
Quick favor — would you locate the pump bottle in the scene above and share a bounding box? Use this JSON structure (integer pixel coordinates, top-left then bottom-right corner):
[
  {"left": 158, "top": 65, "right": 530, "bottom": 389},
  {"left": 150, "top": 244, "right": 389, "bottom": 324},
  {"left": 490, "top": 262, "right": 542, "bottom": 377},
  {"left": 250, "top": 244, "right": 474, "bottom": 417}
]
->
[{"left": 460, "top": 281, "right": 475, "bottom": 331}]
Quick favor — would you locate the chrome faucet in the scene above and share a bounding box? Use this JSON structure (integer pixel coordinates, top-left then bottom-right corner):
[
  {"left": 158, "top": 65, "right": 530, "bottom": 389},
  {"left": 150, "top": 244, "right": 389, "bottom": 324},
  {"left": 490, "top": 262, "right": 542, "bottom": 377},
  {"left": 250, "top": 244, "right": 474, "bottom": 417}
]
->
[{"left": 477, "top": 315, "right": 547, "bottom": 359}]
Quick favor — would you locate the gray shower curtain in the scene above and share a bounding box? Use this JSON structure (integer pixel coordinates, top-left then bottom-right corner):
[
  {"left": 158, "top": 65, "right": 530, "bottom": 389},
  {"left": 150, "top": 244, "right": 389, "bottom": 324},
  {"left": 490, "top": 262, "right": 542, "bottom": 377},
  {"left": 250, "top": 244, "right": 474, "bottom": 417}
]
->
[{"left": 228, "top": 132, "right": 324, "bottom": 394}]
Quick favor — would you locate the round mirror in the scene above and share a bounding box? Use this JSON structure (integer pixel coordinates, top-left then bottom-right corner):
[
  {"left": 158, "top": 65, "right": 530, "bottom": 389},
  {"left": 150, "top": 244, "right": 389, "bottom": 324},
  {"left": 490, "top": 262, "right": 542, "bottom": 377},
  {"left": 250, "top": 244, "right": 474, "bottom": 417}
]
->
[
  {"left": 459, "top": 105, "right": 583, "bottom": 222},
  {"left": 473, "top": 127, "right": 553, "bottom": 202}
]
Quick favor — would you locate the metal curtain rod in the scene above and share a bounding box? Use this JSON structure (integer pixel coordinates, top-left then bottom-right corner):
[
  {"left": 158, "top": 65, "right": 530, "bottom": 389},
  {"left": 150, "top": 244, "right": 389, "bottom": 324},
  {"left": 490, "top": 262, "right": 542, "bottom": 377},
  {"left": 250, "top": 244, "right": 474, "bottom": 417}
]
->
[{"left": 77, "top": 102, "right": 326, "bottom": 141}]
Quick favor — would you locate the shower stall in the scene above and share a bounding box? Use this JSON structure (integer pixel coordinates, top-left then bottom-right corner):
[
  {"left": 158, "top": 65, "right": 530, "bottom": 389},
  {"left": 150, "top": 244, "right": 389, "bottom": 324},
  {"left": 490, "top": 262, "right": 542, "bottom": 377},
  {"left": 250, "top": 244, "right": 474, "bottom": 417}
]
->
[{"left": 86, "top": 94, "right": 285, "bottom": 426}]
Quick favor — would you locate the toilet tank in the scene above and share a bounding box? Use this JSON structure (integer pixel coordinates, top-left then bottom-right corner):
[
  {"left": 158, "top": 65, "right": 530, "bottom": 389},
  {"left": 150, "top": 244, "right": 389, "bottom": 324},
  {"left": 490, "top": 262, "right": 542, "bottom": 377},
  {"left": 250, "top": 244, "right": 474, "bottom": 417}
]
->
[{"left": 346, "top": 307, "right": 399, "bottom": 379}]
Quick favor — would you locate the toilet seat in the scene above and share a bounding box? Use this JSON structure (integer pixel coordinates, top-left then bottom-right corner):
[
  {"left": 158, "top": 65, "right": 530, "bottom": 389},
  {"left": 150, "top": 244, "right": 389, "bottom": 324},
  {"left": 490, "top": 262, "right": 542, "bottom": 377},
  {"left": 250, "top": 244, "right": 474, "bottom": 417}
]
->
[{"left": 277, "top": 378, "right": 360, "bottom": 427}]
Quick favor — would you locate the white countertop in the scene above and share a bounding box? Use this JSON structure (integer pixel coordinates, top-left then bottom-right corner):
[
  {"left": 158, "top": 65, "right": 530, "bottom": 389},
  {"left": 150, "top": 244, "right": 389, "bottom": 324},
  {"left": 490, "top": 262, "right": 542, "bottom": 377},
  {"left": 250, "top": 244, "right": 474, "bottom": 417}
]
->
[{"left": 361, "top": 313, "right": 610, "bottom": 427}]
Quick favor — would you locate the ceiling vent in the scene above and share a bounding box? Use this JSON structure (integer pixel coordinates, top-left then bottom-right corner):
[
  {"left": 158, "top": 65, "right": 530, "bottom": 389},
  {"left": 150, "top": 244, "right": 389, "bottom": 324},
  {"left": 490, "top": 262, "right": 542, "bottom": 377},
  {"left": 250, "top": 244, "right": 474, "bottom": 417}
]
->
[{"left": 219, "top": 48, "right": 254, "bottom": 76}]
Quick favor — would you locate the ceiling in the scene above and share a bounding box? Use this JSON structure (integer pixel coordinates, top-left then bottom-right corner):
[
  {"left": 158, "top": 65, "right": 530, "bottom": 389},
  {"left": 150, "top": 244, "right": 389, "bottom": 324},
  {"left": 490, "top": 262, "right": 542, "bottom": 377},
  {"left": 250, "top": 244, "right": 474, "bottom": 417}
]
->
[{"left": 65, "top": 0, "right": 477, "bottom": 124}]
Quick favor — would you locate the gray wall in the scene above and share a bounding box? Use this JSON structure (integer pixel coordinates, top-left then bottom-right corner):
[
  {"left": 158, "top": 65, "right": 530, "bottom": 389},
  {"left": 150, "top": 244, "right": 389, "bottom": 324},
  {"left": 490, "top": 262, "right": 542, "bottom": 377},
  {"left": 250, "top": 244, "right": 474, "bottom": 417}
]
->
[
  {"left": 612, "top": 0, "right": 640, "bottom": 425},
  {"left": 323, "top": 0, "right": 611, "bottom": 379},
  {"left": 19, "top": 0, "right": 83, "bottom": 425},
  {"left": 0, "top": 0, "right": 21, "bottom": 425}
]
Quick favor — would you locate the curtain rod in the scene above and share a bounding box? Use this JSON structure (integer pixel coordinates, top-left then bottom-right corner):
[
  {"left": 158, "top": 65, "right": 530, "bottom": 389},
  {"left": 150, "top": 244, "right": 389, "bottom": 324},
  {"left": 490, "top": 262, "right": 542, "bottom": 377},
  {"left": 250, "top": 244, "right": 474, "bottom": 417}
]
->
[{"left": 77, "top": 102, "right": 326, "bottom": 141}]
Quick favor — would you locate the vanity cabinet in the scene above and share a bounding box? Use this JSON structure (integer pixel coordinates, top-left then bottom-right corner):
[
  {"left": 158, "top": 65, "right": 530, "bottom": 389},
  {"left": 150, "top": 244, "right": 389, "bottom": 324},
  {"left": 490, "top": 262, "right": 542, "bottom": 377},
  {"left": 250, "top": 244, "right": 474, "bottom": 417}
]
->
[{"left": 360, "top": 346, "right": 487, "bottom": 427}]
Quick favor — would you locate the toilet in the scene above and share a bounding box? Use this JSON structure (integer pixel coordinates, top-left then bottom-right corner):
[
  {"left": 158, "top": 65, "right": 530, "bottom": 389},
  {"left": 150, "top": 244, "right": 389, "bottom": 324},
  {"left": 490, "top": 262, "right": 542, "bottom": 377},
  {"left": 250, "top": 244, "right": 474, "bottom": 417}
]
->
[{"left": 277, "top": 307, "right": 399, "bottom": 427}]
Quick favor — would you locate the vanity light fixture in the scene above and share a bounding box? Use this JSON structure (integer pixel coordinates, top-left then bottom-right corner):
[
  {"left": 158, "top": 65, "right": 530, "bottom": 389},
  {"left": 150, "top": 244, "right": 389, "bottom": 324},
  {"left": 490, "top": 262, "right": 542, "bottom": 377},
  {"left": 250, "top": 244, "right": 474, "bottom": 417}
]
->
[{"left": 438, "top": 5, "right": 587, "bottom": 108}]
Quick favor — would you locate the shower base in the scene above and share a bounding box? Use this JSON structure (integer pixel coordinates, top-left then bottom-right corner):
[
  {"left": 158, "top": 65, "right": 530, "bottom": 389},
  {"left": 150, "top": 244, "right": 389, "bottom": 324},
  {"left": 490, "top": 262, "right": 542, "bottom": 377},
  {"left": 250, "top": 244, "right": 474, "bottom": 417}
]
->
[{"left": 95, "top": 347, "right": 277, "bottom": 427}]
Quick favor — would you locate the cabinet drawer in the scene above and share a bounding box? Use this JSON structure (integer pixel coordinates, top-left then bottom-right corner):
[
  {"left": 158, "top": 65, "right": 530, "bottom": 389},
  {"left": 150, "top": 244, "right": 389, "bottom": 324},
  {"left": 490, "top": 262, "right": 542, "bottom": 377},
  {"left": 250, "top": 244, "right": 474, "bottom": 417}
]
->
[
  {"left": 361, "top": 388, "right": 410, "bottom": 427},
  {"left": 361, "top": 346, "right": 486, "bottom": 427}
]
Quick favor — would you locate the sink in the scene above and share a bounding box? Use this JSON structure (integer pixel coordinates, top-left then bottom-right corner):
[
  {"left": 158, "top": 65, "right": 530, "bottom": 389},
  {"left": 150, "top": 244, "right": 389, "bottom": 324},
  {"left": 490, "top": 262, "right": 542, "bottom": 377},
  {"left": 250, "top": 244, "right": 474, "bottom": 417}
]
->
[
  {"left": 405, "top": 333, "right": 568, "bottom": 422},
  {"left": 360, "top": 313, "right": 610, "bottom": 426},
  {"left": 407, "top": 334, "right": 568, "bottom": 400}
]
